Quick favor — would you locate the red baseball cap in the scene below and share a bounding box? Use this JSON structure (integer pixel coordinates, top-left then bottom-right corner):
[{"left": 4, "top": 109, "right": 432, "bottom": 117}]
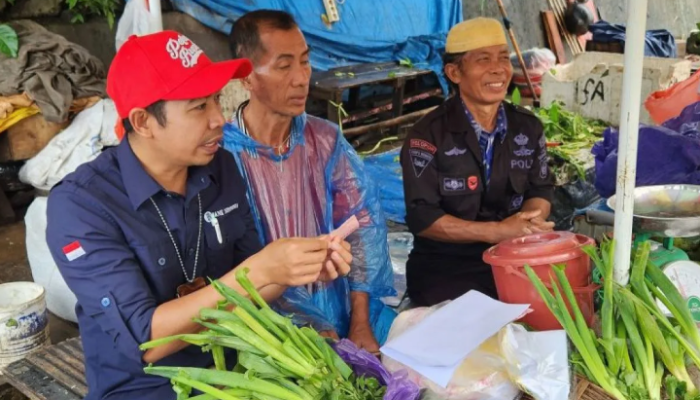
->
[{"left": 107, "top": 30, "right": 252, "bottom": 120}]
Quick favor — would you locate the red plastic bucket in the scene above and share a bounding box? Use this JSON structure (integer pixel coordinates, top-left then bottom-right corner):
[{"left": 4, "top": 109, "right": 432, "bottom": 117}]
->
[
  {"left": 498, "top": 265, "right": 599, "bottom": 331},
  {"left": 483, "top": 232, "right": 597, "bottom": 331}
]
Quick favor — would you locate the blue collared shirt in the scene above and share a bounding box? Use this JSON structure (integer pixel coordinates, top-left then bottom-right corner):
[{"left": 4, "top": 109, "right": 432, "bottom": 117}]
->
[
  {"left": 463, "top": 103, "right": 508, "bottom": 186},
  {"left": 46, "top": 137, "right": 262, "bottom": 400}
]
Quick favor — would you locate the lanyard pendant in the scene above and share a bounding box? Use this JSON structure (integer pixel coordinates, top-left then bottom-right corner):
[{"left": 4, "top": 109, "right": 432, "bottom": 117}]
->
[{"left": 177, "top": 276, "right": 206, "bottom": 298}]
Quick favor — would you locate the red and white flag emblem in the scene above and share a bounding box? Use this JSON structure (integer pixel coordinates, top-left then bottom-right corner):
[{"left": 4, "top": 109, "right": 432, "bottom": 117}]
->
[{"left": 63, "top": 241, "right": 86, "bottom": 261}]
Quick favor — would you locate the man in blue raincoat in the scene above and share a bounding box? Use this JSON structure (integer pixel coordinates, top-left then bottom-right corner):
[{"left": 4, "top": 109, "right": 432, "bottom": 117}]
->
[{"left": 223, "top": 10, "right": 396, "bottom": 352}]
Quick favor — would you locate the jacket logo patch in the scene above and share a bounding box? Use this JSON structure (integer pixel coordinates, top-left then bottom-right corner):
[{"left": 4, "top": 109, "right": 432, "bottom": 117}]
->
[
  {"left": 409, "top": 149, "right": 433, "bottom": 178},
  {"left": 468, "top": 176, "right": 478, "bottom": 191},
  {"left": 539, "top": 135, "right": 546, "bottom": 149},
  {"left": 540, "top": 164, "right": 549, "bottom": 179},
  {"left": 511, "top": 159, "right": 533, "bottom": 170},
  {"left": 514, "top": 133, "right": 529, "bottom": 146},
  {"left": 410, "top": 139, "right": 437, "bottom": 154},
  {"left": 514, "top": 147, "right": 535, "bottom": 157},
  {"left": 511, "top": 194, "right": 524, "bottom": 210},
  {"left": 443, "top": 178, "right": 465, "bottom": 192},
  {"left": 445, "top": 147, "right": 467, "bottom": 156}
]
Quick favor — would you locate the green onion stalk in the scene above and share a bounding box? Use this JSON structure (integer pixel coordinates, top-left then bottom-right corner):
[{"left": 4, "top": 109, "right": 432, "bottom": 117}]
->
[
  {"left": 140, "top": 268, "right": 373, "bottom": 400},
  {"left": 530, "top": 240, "right": 700, "bottom": 400}
]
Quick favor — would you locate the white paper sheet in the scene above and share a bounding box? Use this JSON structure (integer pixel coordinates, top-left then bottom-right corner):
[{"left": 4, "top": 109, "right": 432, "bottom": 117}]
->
[{"left": 380, "top": 291, "right": 530, "bottom": 388}]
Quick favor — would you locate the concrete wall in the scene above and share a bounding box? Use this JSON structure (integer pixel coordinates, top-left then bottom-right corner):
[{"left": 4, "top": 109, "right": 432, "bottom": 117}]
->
[
  {"left": 36, "top": 11, "right": 231, "bottom": 68},
  {"left": 463, "top": 0, "right": 700, "bottom": 52}
]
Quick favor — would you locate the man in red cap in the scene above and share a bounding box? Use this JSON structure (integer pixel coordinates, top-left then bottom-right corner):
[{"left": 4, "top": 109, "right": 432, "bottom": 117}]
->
[{"left": 45, "top": 31, "right": 352, "bottom": 400}]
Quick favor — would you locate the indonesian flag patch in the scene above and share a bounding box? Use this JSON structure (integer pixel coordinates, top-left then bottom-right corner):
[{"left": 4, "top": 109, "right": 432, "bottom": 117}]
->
[{"left": 63, "top": 241, "right": 86, "bottom": 261}]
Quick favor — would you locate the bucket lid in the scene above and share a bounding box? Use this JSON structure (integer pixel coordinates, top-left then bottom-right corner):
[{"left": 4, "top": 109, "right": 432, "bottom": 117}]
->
[{"left": 483, "top": 232, "right": 595, "bottom": 265}]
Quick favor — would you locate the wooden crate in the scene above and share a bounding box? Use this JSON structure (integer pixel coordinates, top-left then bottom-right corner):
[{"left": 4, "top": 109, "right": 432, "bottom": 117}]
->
[
  {"left": 572, "top": 377, "right": 615, "bottom": 400},
  {"left": 585, "top": 40, "right": 625, "bottom": 54}
]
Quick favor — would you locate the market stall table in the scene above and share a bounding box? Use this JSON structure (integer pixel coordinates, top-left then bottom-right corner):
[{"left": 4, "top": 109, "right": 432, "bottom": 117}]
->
[
  {"left": 309, "top": 62, "right": 442, "bottom": 136},
  {"left": 0, "top": 336, "right": 613, "bottom": 399},
  {"left": 2, "top": 337, "right": 86, "bottom": 400}
]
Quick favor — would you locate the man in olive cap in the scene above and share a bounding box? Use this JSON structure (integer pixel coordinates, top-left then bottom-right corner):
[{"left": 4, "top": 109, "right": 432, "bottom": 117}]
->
[{"left": 400, "top": 18, "right": 555, "bottom": 306}]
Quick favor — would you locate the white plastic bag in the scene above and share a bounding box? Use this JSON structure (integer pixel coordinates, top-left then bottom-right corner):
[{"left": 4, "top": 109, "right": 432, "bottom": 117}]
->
[
  {"left": 382, "top": 305, "right": 520, "bottom": 400},
  {"left": 510, "top": 48, "right": 557, "bottom": 77},
  {"left": 500, "top": 324, "right": 571, "bottom": 400},
  {"left": 25, "top": 197, "right": 78, "bottom": 323},
  {"left": 19, "top": 99, "right": 118, "bottom": 191},
  {"left": 115, "top": 0, "right": 160, "bottom": 51}
]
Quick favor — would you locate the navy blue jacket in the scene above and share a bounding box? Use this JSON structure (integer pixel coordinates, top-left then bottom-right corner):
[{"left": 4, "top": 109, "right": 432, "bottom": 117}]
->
[{"left": 46, "top": 137, "right": 262, "bottom": 400}]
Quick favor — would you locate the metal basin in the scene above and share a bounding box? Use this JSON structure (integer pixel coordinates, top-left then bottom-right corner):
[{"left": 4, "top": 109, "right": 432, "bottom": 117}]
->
[{"left": 607, "top": 185, "right": 700, "bottom": 238}]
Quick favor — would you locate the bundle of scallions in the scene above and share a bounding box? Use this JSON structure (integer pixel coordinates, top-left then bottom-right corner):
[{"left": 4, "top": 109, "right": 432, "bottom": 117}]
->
[
  {"left": 140, "top": 268, "right": 387, "bottom": 400},
  {"left": 525, "top": 240, "right": 700, "bottom": 400}
]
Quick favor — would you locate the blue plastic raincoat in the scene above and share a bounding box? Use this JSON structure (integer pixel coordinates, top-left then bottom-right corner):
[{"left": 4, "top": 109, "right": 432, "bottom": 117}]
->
[{"left": 222, "top": 113, "right": 397, "bottom": 343}]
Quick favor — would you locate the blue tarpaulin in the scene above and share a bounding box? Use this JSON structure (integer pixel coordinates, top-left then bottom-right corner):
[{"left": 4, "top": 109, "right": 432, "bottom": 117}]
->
[
  {"left": 362, "top": 147, "right": 405, "bottom": 224},
  {"left": 589, "top": 21, "right": 677, "bottom": 58},
  {"left": 170, "top": 0, "right": 462, "bottom": 93}
]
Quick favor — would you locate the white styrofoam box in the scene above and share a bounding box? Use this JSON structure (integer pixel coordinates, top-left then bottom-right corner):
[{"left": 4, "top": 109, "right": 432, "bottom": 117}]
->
[{"left": 541, "top": 52, "right": 692, "bottom": 126}]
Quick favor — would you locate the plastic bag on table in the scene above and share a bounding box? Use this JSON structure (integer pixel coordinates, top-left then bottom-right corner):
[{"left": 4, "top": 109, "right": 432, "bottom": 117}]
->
[
  {"left": 510, "top": 48, "right": 556, "bottom": 97},
  {"left": 500, "top": 324, "right": 570, "bottom": 400},
  {"left": 115, "top": 0, "right": 159, "bottom": 51},
  {"left": 510, "top": 48, "right": 557, "bottom": 76},
  {"left": 333, "top": 339, "right": 421, "bottom": 400},
  {"left": 382, "top": 232, "right": 412, "bottom": 307},
  {"left": 550, "top": 168, "right": 600, "bottom": 231},
  {"left": 645, "top": 69, "right": 700, "bottom": 125},
  {"left": 381, "top": 305, "right": 520, "bottom": 400},
  {"left": 592, "top": 111, "right": 700, "bottom": 198},
  {"left": 661, "top": 100, "right": 700, "bottom": 136}
]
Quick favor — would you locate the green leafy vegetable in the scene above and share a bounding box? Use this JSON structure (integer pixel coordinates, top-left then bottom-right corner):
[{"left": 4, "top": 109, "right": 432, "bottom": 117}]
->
[
  {"left": 398, "top": 57, "right": 414, "bottom": 68},
  {"left": 511, "top": 87, "right": 522, "bottom": 106},
  {"left": 534, "top": 101, "right": 607, "bottom": 182},
  {"left": 0, "top": 24, "right": 19, "bottom": 59}
]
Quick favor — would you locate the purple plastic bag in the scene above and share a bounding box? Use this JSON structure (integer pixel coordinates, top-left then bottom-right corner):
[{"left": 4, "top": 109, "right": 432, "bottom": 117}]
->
[
  {"left": 592, "top": 101, "right": 700, "bottom": 198},
  {"left": 332, "top": 339, "right": 420, "bottom": 400}
]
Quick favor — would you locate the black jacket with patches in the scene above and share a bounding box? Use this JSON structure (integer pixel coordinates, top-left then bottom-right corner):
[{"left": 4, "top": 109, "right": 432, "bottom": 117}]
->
[{"left": 399, "top": 95, "right": 555, "bottom": 305}]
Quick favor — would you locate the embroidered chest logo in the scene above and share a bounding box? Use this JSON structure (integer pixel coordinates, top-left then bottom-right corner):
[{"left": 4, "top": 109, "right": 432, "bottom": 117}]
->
[
  {"left": 445, "top": 147, "right": 467, "bottom": 156},
  {"left": 409, "top": 139, "right": 437, "bottom": 178},
  {"left": 166, "top": 35, "right": 203, "bottom": 68},
  {"left": 443, "top": 178, "right": 465, "bottom": 191},
  {"left": 468, "top": 176, "right": 478, "bottom": 191},
  {"left": 204, "top": 203, "right": 239, "bottom": 222},
  {"left": 513, "top": 132, "right": 534, "bottom": 157}
]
